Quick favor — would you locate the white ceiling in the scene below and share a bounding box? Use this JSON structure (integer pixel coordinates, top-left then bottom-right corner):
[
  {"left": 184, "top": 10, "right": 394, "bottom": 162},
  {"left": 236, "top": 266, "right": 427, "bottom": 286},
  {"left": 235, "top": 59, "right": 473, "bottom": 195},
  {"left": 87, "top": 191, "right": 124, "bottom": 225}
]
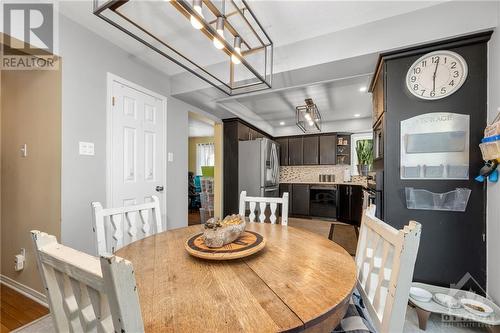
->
[
  {"left": 249, "top": 1, "right": 445, "bottom": 47},
  {"left": 58, "top": 0, "right": 445, "bottom": 77},
  {"left": 58, "top": 0, "right": 495, "bottom": 136},
  {"left": 229, "top": 74, "right": 372, "bottom": 127},
  {"left": 189, "top": 114, "right": 215, "bottom": 137}
]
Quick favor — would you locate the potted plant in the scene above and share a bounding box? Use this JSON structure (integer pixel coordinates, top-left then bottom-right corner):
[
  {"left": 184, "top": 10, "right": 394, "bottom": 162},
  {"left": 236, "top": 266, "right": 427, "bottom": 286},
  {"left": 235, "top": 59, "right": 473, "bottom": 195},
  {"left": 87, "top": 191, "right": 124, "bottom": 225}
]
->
[{"left": 356, "top": 140, "right": 373, "bottom": 176}]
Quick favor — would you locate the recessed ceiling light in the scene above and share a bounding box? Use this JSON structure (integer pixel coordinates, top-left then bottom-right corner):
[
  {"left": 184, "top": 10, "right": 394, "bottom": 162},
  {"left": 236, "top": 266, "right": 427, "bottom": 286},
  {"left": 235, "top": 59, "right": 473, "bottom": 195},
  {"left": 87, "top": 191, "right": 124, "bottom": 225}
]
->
[
  {"left": 359, "top": 86, "right": 367, "bottom": 92},
  {"left": 354, "top": 114, "right": 361, "bottom": 118},
  {"left": 279, "top": 121, "right": 285, "bottom": 126}
]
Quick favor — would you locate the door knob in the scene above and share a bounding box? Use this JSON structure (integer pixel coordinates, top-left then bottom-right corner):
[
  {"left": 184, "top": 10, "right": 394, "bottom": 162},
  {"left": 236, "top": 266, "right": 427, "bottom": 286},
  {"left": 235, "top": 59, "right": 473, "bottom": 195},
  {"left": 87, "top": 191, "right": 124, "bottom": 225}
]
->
[{"left": 155, "top": 186, "right": 164, "bottom": 192}]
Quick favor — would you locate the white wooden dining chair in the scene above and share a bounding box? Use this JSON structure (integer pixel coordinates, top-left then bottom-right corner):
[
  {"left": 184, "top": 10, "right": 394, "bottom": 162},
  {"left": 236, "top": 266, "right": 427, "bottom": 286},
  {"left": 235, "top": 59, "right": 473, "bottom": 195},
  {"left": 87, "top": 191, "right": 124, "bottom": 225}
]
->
[
  {"left": 31, "top": 230, "right": 144, "bottom": 333},
  {"left": 353, "top": 207, "right": 422, "bottom": 333},
  {"left": 239, "top": 191, "right": 289, "bottom": 225},
  {"left": 92, "top": 196, "right": 162, "bottom": 255}
]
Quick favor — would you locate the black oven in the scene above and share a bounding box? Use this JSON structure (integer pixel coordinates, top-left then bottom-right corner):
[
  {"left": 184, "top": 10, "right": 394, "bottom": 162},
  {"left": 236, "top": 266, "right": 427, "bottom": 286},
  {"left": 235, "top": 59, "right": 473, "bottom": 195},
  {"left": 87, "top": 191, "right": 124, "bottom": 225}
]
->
[
  {"left": 309, "top": 185, "right": 338, "bottom": 219},
  {"left": 367, "top": 171, "right": 384, "bottom": 220}
]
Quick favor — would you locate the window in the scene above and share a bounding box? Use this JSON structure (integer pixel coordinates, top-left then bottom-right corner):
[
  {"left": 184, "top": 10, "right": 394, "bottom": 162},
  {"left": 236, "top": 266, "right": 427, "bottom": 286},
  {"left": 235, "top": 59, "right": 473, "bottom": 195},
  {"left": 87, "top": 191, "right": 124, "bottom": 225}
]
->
[
  {"left": 196, "top": 143, "right": 215, "bottom": 175},
  {"left": 350, "top": 132, "right": 373, "bottom": 175}
]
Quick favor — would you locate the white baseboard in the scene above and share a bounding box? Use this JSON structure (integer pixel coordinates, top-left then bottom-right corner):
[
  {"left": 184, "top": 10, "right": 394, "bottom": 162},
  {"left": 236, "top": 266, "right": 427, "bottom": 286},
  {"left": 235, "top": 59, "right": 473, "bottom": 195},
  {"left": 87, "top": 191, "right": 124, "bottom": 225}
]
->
[{"left": 0, "top": 274, "right": 47, "bottom": 307}]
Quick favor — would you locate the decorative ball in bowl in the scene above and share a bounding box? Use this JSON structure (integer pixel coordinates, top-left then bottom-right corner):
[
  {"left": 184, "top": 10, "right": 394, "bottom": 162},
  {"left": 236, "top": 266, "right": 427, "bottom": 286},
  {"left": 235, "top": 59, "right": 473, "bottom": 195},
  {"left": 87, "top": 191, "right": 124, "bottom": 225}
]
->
[{"left": 203, "top": 214, "right": 246, "bottom": 248}]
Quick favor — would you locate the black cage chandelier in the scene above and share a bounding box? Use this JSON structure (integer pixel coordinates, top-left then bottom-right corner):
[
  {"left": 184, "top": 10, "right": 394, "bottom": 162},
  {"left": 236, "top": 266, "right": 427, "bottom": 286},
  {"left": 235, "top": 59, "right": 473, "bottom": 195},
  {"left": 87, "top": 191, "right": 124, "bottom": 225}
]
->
[
  {"left": 296, "top": 98, "right": 322, "bottom": 133},
  {"left": 93, "top": 0, "right": 273, "bottom": 95}
]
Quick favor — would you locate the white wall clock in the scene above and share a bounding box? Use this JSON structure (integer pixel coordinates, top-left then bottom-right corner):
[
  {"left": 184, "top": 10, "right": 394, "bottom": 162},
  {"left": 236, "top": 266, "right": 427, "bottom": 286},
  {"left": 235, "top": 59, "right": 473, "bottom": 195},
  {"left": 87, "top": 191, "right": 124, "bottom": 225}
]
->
[{"left": 406, "top": 50, "right": 468, "bottom": 100}]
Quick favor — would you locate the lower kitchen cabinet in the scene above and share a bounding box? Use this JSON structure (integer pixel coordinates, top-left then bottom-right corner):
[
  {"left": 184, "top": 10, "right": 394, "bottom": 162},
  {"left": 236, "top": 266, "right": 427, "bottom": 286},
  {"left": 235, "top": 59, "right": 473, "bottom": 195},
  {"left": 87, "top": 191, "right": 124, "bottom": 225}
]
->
[
  {"left": 291, "top": 184, "right": 309, "bottom": 216},
  {"left": 338, "top": 185, "right": 363, "bottom": 226},
  {"left": 279, "top": 184, "right": 292, "bottom": 214}
]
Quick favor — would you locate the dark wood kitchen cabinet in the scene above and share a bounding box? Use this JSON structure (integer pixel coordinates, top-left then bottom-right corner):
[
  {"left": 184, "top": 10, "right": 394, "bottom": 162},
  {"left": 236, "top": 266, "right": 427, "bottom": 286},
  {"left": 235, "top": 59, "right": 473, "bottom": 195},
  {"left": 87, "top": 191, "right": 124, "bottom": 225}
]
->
[
  {"left": 288, "top": 137, "right": 303, "bottom": 165},
  {"left": 319, "top": 134, "right": 337, "bottom": 165},
  {"left": 279, "top": 184, "right": 292, "bottom": 214},
  {"left": 303, "top": 136, "right": 319, "bottom": 165},
  {"left": 278, "top": 133, "right": 350, "bottom": 166},
  {"left": 291, "top": 184, "right": 309, "bottom": 216},
  {"left": 223, "top": 118, "right": 271, "bottom": 216},
  {"left": 276, "top": 138, "right": 289, "bottom": 166},
  {"left": 238, "top": 123, "right": 265, "bottom": 141},
  {"left": 338, "top": 185, "right": 363, "bottom": 226}
]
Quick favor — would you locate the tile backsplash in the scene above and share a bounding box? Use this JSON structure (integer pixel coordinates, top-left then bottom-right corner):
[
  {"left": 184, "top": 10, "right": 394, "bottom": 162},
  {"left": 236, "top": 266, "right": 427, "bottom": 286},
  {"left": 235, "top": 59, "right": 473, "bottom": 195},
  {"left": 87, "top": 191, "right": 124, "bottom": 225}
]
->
[{"left": 280, "top": 165, "right": 351, "bottom": 183}]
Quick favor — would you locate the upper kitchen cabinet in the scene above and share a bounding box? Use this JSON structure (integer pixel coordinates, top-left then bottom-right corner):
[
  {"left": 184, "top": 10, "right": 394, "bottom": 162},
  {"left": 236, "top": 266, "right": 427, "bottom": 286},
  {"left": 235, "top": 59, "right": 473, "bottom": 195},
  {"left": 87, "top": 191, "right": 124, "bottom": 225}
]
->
[
  {"left": 276, "top": 138, "right": 289, "bottom": 166},
  {"left": 237, "top": 121, "right": 269, "bottom": 141},
  {"left": 288, "top": 137, "right": 304, "bottom": 165},
  {"left": 303, "top": 135, "right": 319, "bottom": 165},
  {"left": 371, "top": 64, "right": 385, "bottom": 125},
  {"left": 319, "top": 134, "right": 337, "bottom": 165},
  {"left": 278, "top": 133, "right": 350, "bottom": 166},
  {"left": 370, "top": 62, "right": 386, "bottom": 168}
]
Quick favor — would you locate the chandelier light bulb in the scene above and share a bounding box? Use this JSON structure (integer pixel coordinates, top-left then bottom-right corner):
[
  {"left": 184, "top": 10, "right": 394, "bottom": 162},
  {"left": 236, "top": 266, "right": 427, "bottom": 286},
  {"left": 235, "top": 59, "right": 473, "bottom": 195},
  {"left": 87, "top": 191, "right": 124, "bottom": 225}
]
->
[
  {"left": 304, "top": 113, "right": 312, "bottom": 121},
  {"left": 213, "top": 17, "right": 225, "bottom": 49},
  {"left": 308, "top": 120, "right": 314, "bottom": 126},
  {"left": 190, "top": 0, "right": 204, "bottom": 30},
  {"left": 231, "top": 36, "right": 242, "bottom": 64}
]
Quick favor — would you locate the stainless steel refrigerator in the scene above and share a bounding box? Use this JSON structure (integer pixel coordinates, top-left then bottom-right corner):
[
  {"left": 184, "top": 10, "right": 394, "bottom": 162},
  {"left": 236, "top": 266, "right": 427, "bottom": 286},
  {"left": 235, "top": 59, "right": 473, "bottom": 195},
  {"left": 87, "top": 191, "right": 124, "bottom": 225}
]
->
[{"left": 238, "top": 138, "right": 280, "bottom": 197}]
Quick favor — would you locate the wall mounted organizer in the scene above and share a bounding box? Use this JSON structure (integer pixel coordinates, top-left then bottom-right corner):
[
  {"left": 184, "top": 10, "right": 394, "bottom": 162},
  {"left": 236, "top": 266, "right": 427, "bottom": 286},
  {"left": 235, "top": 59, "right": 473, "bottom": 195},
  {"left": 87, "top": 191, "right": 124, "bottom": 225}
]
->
[
  {"left": 400, "top": 113, "right": 470, "bottom": 180},
  {"left": 405, "top": 187, "right": 471, "bottom": 212}
]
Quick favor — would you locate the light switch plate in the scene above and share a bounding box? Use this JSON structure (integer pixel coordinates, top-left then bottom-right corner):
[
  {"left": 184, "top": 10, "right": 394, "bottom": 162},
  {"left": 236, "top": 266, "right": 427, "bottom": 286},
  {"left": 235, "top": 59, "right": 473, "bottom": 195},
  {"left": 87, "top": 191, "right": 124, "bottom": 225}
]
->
[
  {"left": 79, "top": 142, "right": 95, "bottom": 156},
  {"left": 168, "top": 152, "right": 174, "bottom": 162}
]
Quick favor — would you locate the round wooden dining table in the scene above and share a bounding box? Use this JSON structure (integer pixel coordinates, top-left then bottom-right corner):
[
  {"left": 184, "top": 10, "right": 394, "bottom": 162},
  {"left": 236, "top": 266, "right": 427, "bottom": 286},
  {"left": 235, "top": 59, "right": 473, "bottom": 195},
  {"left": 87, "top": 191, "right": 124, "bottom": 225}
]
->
[{"left": 116, "top": 222, "right": 357, "bottom": 333}]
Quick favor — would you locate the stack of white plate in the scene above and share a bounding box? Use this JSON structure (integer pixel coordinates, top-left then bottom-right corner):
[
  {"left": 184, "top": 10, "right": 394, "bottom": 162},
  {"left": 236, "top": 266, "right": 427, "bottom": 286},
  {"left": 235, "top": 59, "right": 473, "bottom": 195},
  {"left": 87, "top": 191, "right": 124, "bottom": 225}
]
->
[{"left": 410, "top": 287, "right": 432, "bottom": 302}]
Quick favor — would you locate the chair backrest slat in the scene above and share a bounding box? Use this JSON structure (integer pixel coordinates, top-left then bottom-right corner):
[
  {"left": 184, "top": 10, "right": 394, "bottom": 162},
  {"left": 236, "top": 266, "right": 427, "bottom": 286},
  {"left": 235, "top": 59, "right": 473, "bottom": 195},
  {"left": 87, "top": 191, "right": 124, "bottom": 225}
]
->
[
  {"left": 92, "top": 196, "right": 162, "bottom": 255},
  {"left": 354, "top": 208, "right": 421, "bottom": 333},
  {"left": 239, "top": 191, "right": 289, "bottom": 225},
  {"left": 31, "top": 230, "right": 144, "bottom": 333}
]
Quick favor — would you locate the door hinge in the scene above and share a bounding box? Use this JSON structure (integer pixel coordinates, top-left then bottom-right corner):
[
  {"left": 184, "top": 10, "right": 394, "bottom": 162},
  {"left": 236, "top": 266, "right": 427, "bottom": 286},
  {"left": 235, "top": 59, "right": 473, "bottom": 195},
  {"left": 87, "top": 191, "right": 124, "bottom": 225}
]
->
[
  {"left": 112, "top": 96, "right": 115, "bottom": 106},
  {"left": 483, "top": 233, "right": 486, "bottom": 242}
]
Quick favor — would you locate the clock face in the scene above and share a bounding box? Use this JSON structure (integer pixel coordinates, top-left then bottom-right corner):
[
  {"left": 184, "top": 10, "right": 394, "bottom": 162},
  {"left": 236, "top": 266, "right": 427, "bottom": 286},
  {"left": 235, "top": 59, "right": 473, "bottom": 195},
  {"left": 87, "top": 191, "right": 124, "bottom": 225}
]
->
[{"left": 406, "top": 50, "right": 468, "bottom": 100}]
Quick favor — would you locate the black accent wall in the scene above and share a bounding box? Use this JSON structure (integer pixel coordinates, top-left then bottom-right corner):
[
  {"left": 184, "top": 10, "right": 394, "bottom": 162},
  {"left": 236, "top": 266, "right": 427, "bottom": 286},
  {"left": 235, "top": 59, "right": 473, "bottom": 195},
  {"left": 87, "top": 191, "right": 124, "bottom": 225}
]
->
[{"left": 380, "top": 32, "right": 491, "bottom": 292}]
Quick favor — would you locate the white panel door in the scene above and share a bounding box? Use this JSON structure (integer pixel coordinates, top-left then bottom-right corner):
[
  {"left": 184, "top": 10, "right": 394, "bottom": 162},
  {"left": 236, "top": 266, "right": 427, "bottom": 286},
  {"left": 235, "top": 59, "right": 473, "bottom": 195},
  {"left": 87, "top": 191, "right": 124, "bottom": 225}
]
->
[{"left": 110, "top": 79, "right": 166, "bottom": 226}]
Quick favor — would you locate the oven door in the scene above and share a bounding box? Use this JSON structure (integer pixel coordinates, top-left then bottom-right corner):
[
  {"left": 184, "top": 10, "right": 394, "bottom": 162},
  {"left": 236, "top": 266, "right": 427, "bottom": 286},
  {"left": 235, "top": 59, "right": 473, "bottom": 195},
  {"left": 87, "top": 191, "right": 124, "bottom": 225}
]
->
[{"left": 309, "top": 186, "right": 338, "bottom": 219}]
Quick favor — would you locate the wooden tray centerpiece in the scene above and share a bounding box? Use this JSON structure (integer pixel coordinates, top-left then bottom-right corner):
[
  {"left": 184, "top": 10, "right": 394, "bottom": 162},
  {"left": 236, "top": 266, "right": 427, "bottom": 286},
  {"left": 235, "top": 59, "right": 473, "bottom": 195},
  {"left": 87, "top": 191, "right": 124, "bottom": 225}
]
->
[{"left": 185, "top": 215, "right": 265, "bottom": 260}]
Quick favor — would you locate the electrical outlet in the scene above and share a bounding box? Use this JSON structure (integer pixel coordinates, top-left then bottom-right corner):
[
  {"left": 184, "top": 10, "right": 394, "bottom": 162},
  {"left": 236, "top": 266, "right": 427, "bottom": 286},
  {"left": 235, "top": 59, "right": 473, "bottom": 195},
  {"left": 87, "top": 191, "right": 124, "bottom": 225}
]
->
[
  {"left": 79, "top": 142, "right": 95, "bottom": 156},
  {"left": 168, "top": 152, "right": 174, "bottom": 162},
  {"left": 14, "top": 248, "right": 25, "bottom": 271}
]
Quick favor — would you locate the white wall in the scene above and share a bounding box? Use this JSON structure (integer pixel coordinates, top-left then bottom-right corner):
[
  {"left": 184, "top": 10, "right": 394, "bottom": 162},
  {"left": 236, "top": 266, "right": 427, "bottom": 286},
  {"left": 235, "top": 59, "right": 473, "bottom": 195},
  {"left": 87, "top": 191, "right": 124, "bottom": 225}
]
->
[
  {"left": 165, "top": 98, "right": 189, "bottom": 230},
  {"left": 487, "top": 2, "right": 500, "bottom": 304},
  {"left": 60, "top": 15, "right": 188, "bottom": 254}
]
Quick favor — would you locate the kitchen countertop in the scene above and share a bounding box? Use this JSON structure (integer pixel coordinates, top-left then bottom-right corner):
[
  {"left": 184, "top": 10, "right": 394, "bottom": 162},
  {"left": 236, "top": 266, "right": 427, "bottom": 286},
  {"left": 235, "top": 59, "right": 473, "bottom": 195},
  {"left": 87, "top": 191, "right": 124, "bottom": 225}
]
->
[{"left": 280, "top": 181, "right": 368, "bottom": 187}]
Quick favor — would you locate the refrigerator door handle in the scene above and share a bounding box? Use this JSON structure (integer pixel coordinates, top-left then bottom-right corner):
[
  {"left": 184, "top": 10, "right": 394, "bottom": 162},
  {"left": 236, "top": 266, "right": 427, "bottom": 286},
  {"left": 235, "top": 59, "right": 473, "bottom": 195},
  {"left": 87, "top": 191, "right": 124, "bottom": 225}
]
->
[{"left": 271, "top": 143, "right": 279, "bottom": 184}]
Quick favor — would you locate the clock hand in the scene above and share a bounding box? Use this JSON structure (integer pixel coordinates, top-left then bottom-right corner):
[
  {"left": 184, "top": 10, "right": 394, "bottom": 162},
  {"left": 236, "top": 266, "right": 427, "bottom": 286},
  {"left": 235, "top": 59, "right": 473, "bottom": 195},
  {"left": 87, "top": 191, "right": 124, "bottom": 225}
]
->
[{"left": 432, "top": 59, "right": 439, "bottom": 92}]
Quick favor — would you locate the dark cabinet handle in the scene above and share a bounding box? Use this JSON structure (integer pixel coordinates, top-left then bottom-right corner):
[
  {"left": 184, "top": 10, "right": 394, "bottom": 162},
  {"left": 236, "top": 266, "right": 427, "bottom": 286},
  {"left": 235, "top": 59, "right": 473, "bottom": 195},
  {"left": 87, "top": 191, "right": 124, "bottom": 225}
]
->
[{"left": 156, "top": 186, "right": 164, "bottom": 192}]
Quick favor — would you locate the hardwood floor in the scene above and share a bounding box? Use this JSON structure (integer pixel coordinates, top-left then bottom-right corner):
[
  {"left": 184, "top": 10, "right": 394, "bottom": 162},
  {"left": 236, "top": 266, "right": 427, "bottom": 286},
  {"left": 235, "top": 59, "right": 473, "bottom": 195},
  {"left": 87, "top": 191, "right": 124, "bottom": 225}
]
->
[
  {"left": 0, "top": 284, "right": 48, "bottom": 332},
  {"left": 288, "top": 217, "right": 358, "bottom": 255},
  {"left": 188, "top": 211, "right": 201, "bottom": 225}
]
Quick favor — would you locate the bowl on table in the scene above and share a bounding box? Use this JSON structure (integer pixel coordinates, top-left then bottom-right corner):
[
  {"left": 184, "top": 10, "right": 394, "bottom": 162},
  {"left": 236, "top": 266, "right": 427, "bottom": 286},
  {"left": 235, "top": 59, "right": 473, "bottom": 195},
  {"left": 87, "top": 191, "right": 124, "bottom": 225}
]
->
[
  {"left": 460, "top": 298, "right": 494, "bottom": 317},
  {"left": 409, "top": 287, "right": 432, "bottom": 303},
  {"left": 433, "top": 293, "right": 461, "bottom": 309},
  {"left": 202, "top": 214, "right": 246, "bottom": 248}
]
